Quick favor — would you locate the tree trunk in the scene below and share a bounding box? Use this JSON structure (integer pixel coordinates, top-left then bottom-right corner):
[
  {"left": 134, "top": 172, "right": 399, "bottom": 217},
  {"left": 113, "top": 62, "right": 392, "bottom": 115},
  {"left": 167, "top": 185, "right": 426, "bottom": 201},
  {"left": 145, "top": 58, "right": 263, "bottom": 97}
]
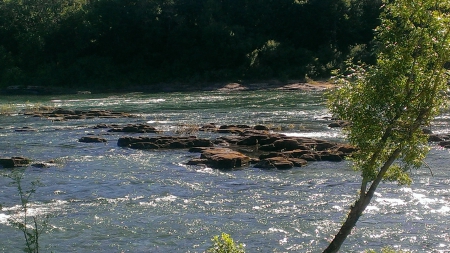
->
[
  {"left": 322, "top": 196, "right": 369, "bottom": 253},
  {"left": 323, "top": 148, "right": 401, "bottom": 253}
]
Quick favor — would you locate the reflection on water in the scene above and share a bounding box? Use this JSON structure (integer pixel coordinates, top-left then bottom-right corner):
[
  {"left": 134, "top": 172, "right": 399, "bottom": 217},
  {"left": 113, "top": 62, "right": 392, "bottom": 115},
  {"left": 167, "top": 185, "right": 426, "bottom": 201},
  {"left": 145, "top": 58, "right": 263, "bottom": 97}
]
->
[{"left": 0, "top": 91, "right": 450, "bottom": 252}]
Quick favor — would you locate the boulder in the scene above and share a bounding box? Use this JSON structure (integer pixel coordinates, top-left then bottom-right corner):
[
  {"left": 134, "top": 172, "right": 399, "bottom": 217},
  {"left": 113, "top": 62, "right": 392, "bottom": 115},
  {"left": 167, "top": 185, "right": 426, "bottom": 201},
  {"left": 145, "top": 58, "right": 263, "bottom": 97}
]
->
[
  {"left": 273, "top": 139, "right": 300, "bottom": 151},
  {"left": 288, "top": 158, "right": 308, "bottom": 167},
  {"left": 255, "top": 157, "right": 294, "bottom": 170},
  {"left": 191, "top": 148, "right": 250, "bottom": 169},
  {"left": 237, "top": 134, "right": 272, "bottom": 146},
  {"left": 253, "top": 125, "right": 269, "bottom": 131}
]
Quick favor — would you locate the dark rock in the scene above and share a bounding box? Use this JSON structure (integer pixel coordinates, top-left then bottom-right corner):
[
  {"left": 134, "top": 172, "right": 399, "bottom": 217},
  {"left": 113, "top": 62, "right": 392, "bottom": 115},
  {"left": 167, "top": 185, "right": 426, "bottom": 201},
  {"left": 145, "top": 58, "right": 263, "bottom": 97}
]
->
[
  {"left": 253, "top": 125, "right": 269, "bottom": 131},
  {"left": 288, "top": 158, "right": 308, "bottom": 167},
  {"left": 328, "top": 120, "right": 350, "bottom": 128},
  {"left": 53, "top": 108, "right": 76, "bottom": 115},
  {"left": 198, "top": 148, "right": 251, "bottom": 169},
  {"left": 186, "top": 158, "right": 208, "bottom": 166},
  {"left": 259, "top": 152, "right": 285, "bottom": 160},
  {"left": 429, "top": 134, "right": 445, "bottom": 142},
  {"left": 317, "top": 151, "right": 344, "bottom": 162},
  {"left": 255, "top": 157, "right": 294, "bottom": 170},
  {"left": 30, "top": 108, "right": 136, "bottom": 120},
  {"left": 335, "top": 144, "right": 358, "bottom": 154},
  {"left": 283, "top": 149, "right": 311, "bottom": 158},
  {"left": 300, "top": 153, "right": 319, "bottom": 161},
  {"left": 0, "top": 157, "right": 31, "bottom": 168},
  {"left": 422, "top": 128, "right": 433, "bottom": 134},
  {"left": 273, "top": 139, "right": 300, "bottom": 151},
  {"left": 79, "top": 136, "right": 107, "bottom": 143},
  {"left": 15, "top": 126, "right": 37, "bottom": 132},
  {"left": 237, "top": 135, "right": 271, "bottom": 146},
  {"left": 199, "top": 123, "right": 217, "bottom": 131},
  {"left": 259, "top": 144, "right": 277, "bottom": 151},
  {"left": 217, "top": 124, "right": 251, "bottom": 134},
  {"left": 313, "top": 141, "right": 337, "bottom": 151},
  {"left": 108, "top": 124, "right": 161, "bottom": 133},
  {"left": 64, "top": 115, "right": 86, "bottom": 120},
  {"left": 118, "top": 136, "right": 213, "bottom": 149},
  {"left": 130, "top": 142, "right": 160, "bottom": 149},
  {"left": 93, "top": 124, "right": 110, "bottom": 129},
  {"left": 439, "top": 141, "right": 450, "bottom": 148}
]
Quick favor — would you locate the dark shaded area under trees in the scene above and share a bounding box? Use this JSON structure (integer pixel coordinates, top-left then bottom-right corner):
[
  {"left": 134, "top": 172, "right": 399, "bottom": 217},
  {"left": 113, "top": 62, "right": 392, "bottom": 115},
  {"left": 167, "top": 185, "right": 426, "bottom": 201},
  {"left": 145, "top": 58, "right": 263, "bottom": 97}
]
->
[{"left": 0, "top": 0, "right": 382, "bottom": 91}]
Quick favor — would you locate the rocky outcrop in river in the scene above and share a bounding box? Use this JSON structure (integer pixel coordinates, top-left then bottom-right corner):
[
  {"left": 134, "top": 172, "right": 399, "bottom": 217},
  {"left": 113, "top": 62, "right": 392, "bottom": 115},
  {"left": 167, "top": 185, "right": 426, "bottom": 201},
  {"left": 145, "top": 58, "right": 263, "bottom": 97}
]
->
[
  {"left": 0, "top": 157, "right": 31, "bottom": 168},
  {"left": 117, "top": 136, "right": 213, "bottom": 149}
]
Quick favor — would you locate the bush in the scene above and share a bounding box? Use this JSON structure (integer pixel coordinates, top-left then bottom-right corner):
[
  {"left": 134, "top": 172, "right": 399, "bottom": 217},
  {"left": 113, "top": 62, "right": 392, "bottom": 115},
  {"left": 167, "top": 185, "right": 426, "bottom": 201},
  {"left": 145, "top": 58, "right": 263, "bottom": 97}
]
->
[{"left": 207, "top": 233, "right": 245, "bottom": 253}]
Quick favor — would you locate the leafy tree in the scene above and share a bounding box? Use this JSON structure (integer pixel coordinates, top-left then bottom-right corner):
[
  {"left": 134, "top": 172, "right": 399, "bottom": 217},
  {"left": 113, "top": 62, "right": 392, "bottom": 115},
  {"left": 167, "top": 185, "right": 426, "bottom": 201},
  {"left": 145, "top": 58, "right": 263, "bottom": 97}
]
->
[{"left": 324, "top": 0, "right": 450, "bottom": 252}]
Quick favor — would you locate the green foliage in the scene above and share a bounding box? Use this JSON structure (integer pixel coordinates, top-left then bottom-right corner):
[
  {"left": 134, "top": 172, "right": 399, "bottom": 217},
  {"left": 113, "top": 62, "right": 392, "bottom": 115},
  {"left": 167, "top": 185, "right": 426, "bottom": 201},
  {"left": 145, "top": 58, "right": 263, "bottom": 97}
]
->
[
  {"left": 329, "top": 0, "right": 450, "bottom": 184},
  {"left": 5, "top": 171, "right": 49, "bottom": 253},
  {"left": 324, "top": 1, "right": 450, "bottom": 251},
  {"left": 207, "top": 233, "right": 245, "bottom": 253},
  {"left": 0, "top": 0, "right": 383, "bottom": 90}
]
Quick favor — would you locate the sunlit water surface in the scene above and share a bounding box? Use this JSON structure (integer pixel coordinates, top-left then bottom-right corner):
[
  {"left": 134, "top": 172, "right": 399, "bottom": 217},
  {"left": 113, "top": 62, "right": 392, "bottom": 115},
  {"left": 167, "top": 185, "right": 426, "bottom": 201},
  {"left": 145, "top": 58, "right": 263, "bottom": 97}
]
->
[{"left": 0, "top": 91, "right": 449, "bottom": 252}]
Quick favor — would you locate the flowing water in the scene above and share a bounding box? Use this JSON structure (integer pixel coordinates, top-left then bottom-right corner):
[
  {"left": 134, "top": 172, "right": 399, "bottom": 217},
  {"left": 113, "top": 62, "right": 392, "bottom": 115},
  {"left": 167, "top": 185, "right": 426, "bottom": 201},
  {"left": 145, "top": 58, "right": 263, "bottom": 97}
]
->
[{"left": 0, "top": 90, "right": 449, "bottom": 253}]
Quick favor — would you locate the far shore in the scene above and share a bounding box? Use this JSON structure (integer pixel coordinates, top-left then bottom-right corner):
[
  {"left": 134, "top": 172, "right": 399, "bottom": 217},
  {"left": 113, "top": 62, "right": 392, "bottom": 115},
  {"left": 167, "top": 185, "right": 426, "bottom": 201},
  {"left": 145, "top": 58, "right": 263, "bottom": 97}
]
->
[{"left": 0, "top": 79, "right": 336, "bottom": 96}]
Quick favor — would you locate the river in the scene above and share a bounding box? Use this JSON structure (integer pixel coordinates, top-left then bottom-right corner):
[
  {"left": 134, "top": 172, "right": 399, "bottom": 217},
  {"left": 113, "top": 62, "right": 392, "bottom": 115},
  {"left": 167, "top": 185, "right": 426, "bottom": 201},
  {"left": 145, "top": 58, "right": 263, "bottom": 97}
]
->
[{"left": 0, "top": 90, "right": 449, "bottom": 252}]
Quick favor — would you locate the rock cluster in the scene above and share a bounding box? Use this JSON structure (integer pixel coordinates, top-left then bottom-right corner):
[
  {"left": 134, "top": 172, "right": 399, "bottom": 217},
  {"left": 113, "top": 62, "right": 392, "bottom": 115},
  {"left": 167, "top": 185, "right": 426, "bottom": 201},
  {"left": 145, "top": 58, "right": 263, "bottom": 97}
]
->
[
  {"left": 213, "top": 130, "right": 356, "bottom": 169},
  {"left": 117, "top": 136, "right": 213, "bottom": 149},
  {"left": 429, "top": 133, "right": 450, "bottom": 148},
  {"left": 108, "top": 124, "right": 161, "bottom": 133}
]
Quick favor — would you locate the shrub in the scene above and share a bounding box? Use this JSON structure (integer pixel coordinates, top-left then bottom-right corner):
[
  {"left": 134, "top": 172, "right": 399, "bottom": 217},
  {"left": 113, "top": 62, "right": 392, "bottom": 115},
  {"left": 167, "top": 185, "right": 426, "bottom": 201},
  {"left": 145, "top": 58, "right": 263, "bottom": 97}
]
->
[{"left": 207, "top": 233, "right": 245, "bottom": 253}]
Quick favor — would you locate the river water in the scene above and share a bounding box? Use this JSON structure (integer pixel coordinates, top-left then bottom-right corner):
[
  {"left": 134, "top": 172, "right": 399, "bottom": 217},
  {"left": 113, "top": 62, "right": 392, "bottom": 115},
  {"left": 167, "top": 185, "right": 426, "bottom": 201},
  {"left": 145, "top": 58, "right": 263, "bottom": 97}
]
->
[{"left": 0, "top": 90, "right": 449, "bottom": 253}]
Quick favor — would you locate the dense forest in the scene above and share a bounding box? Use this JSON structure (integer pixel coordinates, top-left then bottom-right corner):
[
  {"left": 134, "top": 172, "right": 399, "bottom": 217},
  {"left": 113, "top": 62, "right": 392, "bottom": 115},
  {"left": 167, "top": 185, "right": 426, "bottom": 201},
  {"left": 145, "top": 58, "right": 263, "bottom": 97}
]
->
[{"left": 0, "top": 0, "right": 382, "bottom": 91}]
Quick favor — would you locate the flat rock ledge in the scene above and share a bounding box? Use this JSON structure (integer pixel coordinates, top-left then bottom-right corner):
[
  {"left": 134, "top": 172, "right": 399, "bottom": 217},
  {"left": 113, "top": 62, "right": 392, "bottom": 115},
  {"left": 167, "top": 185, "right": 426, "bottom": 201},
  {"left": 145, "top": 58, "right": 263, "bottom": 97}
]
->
[
  {"left": 24, "top": 108, "right": 137, "bottom": 121},
  {"left": 187, "top": 148, "right": 251, "bottom": 169},
  {"left": 0, "top": 157, "right": 31, "bottom": 168}
]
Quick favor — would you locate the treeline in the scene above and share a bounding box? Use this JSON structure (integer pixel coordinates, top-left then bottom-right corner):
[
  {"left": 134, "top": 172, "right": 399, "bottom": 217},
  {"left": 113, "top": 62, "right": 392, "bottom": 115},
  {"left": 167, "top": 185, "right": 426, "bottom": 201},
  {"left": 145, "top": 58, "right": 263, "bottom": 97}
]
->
[{"left": 0, "top": 0, "right": 382, "bottom": 90}]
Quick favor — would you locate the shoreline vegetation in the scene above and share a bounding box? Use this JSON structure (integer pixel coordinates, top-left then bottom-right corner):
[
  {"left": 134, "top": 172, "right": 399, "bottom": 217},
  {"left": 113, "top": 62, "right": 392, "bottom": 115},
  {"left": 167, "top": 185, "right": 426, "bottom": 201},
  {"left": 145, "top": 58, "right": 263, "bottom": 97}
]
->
[
  {"left": 0, "top": 0, "right": 382, "bottom": 94},
  {"left": 0, "top": 79, "right": 336, "bottom": 95}
]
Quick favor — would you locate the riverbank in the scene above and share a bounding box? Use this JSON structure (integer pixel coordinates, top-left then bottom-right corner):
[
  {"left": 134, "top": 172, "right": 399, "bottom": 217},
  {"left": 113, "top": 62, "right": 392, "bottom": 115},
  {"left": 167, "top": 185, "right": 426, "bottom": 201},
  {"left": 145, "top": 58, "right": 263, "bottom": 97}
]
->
[{"left": 0, "top": 79, "right": 335, "bottom": 95}]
